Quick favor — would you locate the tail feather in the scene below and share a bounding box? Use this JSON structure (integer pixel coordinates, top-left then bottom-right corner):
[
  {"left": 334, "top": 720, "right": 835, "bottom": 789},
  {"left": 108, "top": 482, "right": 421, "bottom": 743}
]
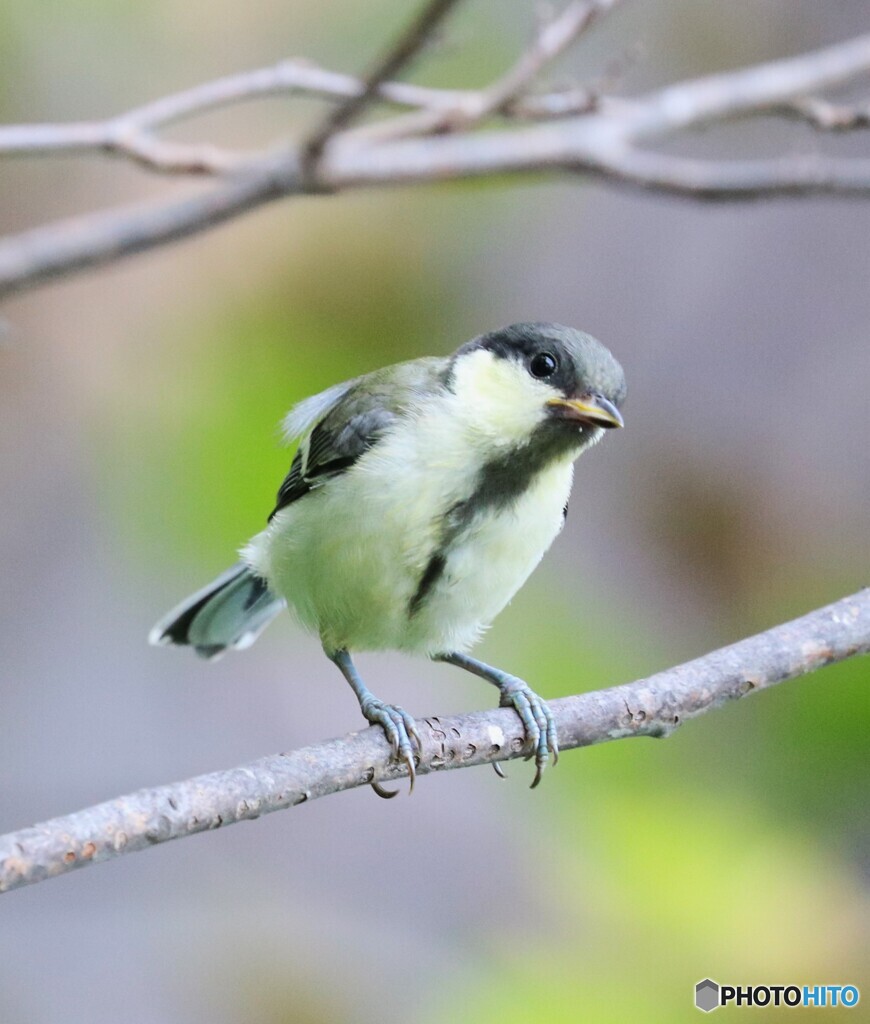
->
[{"left": 149, "top": 563, "right": 285, "bottom": 660}]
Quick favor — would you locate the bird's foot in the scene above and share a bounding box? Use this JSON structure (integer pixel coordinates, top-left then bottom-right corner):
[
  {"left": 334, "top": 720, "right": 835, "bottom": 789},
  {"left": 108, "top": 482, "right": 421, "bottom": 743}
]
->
[
  {"left": 360, "top": 697, "right": 421, "bottom": 793},
  {"left": 496, "top": 676, "right": 559, "bottom": 788},
  {"left": 434, "top": 652, "right": 559, "bottom": 788},
  {"left": 326, "top": 648, "right": 422, "bottom": 796}
]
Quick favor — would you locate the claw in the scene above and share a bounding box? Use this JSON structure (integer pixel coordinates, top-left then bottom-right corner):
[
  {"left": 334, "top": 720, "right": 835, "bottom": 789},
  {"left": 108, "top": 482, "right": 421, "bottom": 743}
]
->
[
  {"left": 546, "top": 706, "right": 559, "bottom": 767},
  {"left": 360, "top": 698, "right": 420, "bottom": 795},
  {"left": 502, "top": 687, "right": 539, "bottom": 759},
  {"left": 492, "top": 762, "right": 507, "bottom": 780},
  {"left": 399, "top": 744, "right": 417, "bottom": 795},
  {"left": 371, "top": 781, "right": 399, "bottom": 799},
  {"left": 499, "top": 678, "right": 558, "bottom": 788}
]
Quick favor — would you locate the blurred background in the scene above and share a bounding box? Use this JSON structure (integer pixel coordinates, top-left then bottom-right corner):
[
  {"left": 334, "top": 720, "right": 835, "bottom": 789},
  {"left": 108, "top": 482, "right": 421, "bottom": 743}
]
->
[{"left": 1, "top": 1, "right": 868, "bottom": 1021}]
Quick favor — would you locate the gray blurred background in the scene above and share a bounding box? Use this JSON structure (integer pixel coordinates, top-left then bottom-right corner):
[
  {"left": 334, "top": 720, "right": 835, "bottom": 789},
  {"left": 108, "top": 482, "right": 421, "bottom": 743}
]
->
[{"left": 1, "top": 2, "right": 868, "bottom": 1022}]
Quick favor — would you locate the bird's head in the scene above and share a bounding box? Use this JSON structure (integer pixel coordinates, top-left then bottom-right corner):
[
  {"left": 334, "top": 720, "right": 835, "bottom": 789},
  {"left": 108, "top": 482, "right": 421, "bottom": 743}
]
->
[{"left": 448, "top": 322, "right": 625, "bottom": 454}]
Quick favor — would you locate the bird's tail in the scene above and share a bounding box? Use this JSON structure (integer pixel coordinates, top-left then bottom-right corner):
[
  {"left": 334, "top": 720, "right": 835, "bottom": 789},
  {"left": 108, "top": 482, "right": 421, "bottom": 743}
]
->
[{"left": 149, "top": 563, "right": 285, "bottom": 660}]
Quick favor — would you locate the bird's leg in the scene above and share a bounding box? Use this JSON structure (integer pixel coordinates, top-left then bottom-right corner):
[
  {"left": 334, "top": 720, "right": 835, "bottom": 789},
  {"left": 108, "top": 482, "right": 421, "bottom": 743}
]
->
[
  {"left": 326, "top": 648, "right": 420, "bottom": 792},
  {"left": 435, "top": 651, "right": 558, "bottom": 788}
]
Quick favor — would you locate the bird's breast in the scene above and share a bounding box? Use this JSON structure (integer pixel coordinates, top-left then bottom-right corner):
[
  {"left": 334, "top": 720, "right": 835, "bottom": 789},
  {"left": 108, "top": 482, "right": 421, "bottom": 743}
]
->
[
  {"left": 405, "top": 454, "right": 574, "bottom": 653},
  {"left": 251, "top": 396, "right": 575, "bottom": 654}
]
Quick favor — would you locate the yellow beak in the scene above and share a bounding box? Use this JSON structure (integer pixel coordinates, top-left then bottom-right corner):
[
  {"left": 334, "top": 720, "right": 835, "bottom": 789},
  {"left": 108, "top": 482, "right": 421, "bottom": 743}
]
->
[{"left": 546, "top": 394, "right": 624, "bottom": 429}]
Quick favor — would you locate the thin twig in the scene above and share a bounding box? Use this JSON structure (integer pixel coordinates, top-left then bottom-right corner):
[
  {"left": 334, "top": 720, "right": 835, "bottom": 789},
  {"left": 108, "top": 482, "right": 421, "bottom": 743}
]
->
[
  {"left": 121, "top": 59, "right": 447, "bottom": 132},
  {"left": 0, "top": 589, "right": 867, "bottom": 895},
  {"left": 352, "top": 0, "right": 618, "bottom": 143},
  {"left": 0, "top": 65, "right": 602, "bottom": 168},
  {"left": 304, "top": 0, "right": 464, "bottom": 162},
  {"left": 0, "top": 61, "right": 458, "bottom": 150},
  {"left": 0, "top": 60, "right": 468, "bottom": 175},
  {"left": 784, "top": 95, "right": 870, "bottom": 131},
  {"left": 481, "top": 0, "right": 615, "bottom": 115}
]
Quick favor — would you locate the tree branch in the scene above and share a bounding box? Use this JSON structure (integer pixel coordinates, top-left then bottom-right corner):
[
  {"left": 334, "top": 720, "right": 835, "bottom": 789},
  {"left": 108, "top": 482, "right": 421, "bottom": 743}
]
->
[
  {"left": 2, "top": 28, "right": 870, "bottom": 297},
  {"left": 0, "top": 60, "right": 597, "bottom": 168},
  {"left": 1, "top": 589, "right": 866, "bottom": 895},
  {"left": 583, "top": 149, "right": 870, "bottom": 199},
  {"left": 304, "top": 0, "right": 464, "bottom": 161},
  {"left": 0, "top": 59, "right": 474, "bottom": 167}
]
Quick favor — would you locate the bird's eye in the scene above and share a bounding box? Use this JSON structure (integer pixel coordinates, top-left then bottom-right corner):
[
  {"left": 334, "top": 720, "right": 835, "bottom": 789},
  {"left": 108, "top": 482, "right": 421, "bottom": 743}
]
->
[{"left": 529, "top": 352, "right": 557, "bottom": 379}]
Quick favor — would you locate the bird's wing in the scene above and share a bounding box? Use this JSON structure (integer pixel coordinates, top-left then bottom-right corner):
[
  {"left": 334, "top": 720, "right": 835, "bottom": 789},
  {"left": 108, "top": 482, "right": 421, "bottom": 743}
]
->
[{"left": 268, "top": 357, "right": 446, "bottom": 521}]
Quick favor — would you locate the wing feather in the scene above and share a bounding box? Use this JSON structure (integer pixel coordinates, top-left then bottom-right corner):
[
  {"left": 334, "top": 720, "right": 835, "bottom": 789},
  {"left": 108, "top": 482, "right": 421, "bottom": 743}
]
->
[
  {"left": 281, "top": 379, "right": 356, "bottom": 442},
  {"left": 268, "top": 357, "right": 447, "bottom": 521}
]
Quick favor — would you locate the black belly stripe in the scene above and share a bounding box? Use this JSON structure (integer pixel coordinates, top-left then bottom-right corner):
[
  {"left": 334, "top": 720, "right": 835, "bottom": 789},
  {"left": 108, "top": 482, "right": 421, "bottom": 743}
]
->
[
  {"left": 408, "top": 552, "right": 446, "bottom": 617},
  {"left": 407, "top": 425, "right": 580, "bottom": 619}
]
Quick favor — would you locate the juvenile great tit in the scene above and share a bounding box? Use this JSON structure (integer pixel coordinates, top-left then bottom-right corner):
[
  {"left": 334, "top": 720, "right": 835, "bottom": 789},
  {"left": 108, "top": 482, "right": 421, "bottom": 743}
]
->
[{"left": 150, "top": 322, "right": 626, "bottom": 789}]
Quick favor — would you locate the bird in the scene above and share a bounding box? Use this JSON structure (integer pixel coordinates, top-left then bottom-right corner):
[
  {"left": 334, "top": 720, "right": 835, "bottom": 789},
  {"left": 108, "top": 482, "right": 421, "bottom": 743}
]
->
[{"left": 149, "top": 322, "right": 626, "bottom": 790}]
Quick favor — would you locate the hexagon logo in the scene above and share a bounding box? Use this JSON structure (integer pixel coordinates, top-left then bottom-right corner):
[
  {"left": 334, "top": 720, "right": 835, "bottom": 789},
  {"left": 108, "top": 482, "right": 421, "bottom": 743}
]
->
[{"left": 695, "top": 979, "right": 720, "bottom": 1012}]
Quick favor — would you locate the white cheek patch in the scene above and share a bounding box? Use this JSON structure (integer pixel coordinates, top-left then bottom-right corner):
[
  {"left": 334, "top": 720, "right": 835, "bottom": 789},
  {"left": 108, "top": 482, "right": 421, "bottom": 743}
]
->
[{"left": 450, "top": 349, "right": 553, "bottom": 445}]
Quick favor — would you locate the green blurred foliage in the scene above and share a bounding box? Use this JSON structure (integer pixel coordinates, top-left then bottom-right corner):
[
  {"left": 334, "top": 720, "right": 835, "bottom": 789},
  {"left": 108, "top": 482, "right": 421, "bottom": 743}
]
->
[{"left": 443, "top": 782, "right": 867, "bottom": 1022}]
